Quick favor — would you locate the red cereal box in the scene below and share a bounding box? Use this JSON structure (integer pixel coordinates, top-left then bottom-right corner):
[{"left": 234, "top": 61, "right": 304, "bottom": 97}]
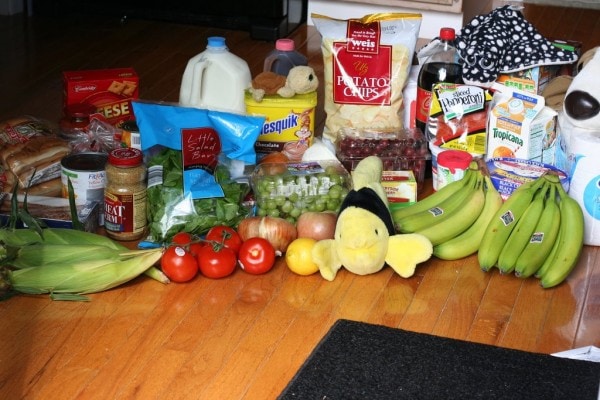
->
[{"left": 63, "top": 68, "right": 139, "bottom": 127}]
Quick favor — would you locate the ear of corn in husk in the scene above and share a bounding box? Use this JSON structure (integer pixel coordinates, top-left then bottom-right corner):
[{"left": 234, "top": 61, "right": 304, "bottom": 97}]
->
[
  {"left": 1, "top": 227, "right": 169, "bottom": 300},
  {"left": 7, "top": 248, "right": 164, "bottom": 298},
  {"left": 0, "top": 227, "right": 128, "bottom": 250},
  {"left": 8, "top": 244, "right": 124, "bottom": 269}
]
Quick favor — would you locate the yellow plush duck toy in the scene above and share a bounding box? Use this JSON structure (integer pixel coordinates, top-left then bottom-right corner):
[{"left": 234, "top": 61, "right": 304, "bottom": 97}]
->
[{"left": 312, "top": 156, "right": 433, "bottom": 281}]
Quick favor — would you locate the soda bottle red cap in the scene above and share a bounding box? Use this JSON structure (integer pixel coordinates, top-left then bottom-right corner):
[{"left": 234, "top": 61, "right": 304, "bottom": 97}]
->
[
  {"left": 276, "top": 38, "right": 295, "bottom": 51},
  {"left": 439, "top": 28, "right": 456, "bottom": 41}
]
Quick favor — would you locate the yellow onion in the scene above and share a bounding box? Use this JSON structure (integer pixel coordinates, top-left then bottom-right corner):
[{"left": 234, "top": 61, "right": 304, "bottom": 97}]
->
[
  {"left": 296, "top": 211, "right": 337, "bottom": 241},
  {"left": 237, "top": 216, "right": 297, "bottom": 253}
]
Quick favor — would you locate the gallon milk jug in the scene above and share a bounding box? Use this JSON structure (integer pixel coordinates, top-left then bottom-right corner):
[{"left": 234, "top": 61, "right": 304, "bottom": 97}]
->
[{"left": 179, "top": 36, "right": 251, "bottom": 114}]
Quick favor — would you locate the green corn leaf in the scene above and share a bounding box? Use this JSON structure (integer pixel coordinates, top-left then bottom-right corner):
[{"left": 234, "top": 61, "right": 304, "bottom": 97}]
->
[{"left": 67, "top": 177, "right": 85, "bottom": 231}]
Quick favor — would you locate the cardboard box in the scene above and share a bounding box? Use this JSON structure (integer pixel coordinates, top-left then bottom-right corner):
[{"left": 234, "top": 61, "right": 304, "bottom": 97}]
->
[
  {"left": 496, "top": 65, "right": 560, "bottom": 95},
  {"left": 381, "top": 170, "right": 417, "bottom": 211},
  {"left": 550, "top": 39, "right": 582, "bottom": 77},
  {"left": 63, "top": 68, "right": 139, "bottom": 127},
  {"left": 0, "top": 194, "right": 100, "bottom": 232}
]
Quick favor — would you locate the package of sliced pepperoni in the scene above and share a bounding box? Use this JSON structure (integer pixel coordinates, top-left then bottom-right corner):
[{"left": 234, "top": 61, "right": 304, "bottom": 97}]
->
[{"left": 425, "top": 83, "right": 492, "bottom": 156}]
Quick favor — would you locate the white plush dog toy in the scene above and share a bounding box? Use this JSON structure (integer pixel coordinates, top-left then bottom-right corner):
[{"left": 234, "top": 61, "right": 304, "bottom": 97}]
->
[
  {"left": 555, "top": 47, "right": 600, "bottom": 246},
  {"left": 556, "top": 47, "right": 600, "bottom": 172},
  {"left": 560, "top": 47, "right": 600, "bottom": 135}
]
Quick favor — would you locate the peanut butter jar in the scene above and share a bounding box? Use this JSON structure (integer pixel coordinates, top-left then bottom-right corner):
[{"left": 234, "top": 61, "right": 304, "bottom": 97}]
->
[{"left": 104, "top": 147, "right": 147, "bottom": 241}]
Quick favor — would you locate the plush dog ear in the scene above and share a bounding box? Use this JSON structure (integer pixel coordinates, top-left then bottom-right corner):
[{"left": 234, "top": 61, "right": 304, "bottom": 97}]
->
[
  {"left": 562, "top": 47, "right": 600, "bottom": 126},
  {"left": 542, "top": 75, "right": 573, "bottom": 112},
  {"left": 576, "top": 47, "right": 598, "bottom": 74}
]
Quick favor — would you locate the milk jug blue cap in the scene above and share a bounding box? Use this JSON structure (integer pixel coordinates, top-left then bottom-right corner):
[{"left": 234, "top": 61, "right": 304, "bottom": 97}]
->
[{"left": 207, "top": 36, "right": 227, "bottom": 49}]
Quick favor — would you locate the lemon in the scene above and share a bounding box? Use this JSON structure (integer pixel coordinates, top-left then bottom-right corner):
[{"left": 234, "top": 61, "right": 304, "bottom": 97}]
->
[{"left": 285, "top": 237, "right": 319, "bottom": 276}]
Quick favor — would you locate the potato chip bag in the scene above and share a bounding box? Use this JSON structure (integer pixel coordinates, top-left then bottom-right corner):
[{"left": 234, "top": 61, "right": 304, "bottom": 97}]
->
[{"left": 312, "top": 13, "right": 422, "bottom": 144}]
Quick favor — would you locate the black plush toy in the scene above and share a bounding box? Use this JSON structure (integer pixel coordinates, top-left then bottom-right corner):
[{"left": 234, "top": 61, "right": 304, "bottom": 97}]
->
[{"left": 454, "top": 5, "right": 578, "bottom": 86}]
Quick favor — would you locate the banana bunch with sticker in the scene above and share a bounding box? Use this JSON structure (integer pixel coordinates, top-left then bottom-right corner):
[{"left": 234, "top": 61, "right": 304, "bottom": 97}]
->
[
  {"left": 392, "top": 160, "right": 503, "bottom": 260},
  {"left": 477, "top": 172, "right": 584, "bottom": 288}
]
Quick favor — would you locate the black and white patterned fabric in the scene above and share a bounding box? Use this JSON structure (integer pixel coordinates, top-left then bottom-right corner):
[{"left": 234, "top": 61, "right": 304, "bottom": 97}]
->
[{"left": 455, "top": 5, "right": 578, "bottom": 86}]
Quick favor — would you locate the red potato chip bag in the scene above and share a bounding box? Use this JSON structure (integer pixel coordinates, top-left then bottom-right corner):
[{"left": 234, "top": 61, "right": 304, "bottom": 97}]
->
[{"left": 312, "top": 13, "right": 422, "bottom": 144}]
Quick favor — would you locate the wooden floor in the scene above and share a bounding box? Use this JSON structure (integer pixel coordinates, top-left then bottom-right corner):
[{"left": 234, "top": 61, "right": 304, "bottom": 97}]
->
[{"left": 1, "top": 5, "right": 599, "bottom": 399}]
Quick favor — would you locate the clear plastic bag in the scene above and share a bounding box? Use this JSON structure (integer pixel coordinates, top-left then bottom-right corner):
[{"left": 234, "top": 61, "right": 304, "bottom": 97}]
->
[
  {"left": 312, "top": 13, "right": 422, "bottom": 144},
  {"left": 67, "top": 114, "right": 119, "bottom": 153},
  {"left": 132, "top": 101, "right": 264, "bottom": 243}
]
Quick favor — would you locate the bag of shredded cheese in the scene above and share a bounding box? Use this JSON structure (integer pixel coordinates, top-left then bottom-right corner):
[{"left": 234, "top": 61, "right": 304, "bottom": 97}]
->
[{"left": 312, "top": 13, "right": 422, "bottom": 144}]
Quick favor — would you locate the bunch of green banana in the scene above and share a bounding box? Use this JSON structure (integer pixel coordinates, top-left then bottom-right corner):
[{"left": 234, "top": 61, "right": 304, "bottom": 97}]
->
[
  {"left": 495, "top": 183, "right": 548, "bottom": 274},
  {"left": 477, "top": 176, "right": 546, "bottom": 271},
  {"left": 534, "top": 176, "right": 584, "bottom": 288},
  {"left": 392, "top": 161, "right": 502, "bottom": 258},
  {"left": 513, "top": 182, "right": 560, "bottom": 279},
  {"left": 432, "top": 173, "right": 503, "bottom": 260},
  {"left": 477, "top": 172, "right": 585, "bottom": 288},
  {"left": 392, "top": 166, "right": 476, "bottom": 226}
]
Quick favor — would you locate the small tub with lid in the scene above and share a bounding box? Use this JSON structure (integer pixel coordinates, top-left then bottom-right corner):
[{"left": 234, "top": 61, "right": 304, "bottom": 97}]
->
[{"left": 436, "top": 149, "right": 473, "bottom": 190}]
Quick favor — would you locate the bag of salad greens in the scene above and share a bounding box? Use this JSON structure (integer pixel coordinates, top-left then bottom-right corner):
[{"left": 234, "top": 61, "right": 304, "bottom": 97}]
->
[{"left": 132, "top": 101, "right": 264, "bottom": 244}]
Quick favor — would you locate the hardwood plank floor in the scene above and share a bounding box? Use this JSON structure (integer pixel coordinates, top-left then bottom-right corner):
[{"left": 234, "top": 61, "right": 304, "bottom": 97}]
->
[{"left": 0, "top": 5, "right": 599, "bottom": 399}]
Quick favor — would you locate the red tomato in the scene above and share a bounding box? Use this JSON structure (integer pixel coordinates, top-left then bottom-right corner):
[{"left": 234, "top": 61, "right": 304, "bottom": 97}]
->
[
  {"left": 171, "top": 232, "right": 193, "bottom": 245},
  {"left": 197, "top": 244, "right": 237, "bottom": 279},
  {"left": 189, "top": 242, "right": 206, "bottom": 257},
  {"left": 238, "top": 237, "right": 276, "bottom": 275},
  {"left": 205, "top": 225, "right": 242, "bottom": 255},
  {"left": 161, "top": 246, "right": 198, "bottom": 283},
  {"left": 172, "top": 232, "right": 206, "bottom": 257}
]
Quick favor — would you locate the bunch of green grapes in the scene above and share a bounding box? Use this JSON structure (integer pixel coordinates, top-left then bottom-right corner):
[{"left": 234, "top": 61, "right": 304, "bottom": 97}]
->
[{"left": 254, "top": 167, "right": 350, "bottom": 223}]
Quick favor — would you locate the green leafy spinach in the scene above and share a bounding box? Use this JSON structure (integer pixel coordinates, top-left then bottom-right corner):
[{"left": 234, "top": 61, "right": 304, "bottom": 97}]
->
[{"left": 146, "top": 148, "right": 251, "bottom": 243}]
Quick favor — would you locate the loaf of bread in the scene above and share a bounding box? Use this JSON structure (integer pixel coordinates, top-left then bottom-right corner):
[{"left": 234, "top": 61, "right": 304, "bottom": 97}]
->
[
  {"left": 1, "top": 116, "right": 70, "bottom": 194},
  {"left": 0, "top": 116, "right": 54, "bottom": 144},
  {"left": 19, "top": 177, "right": 62, "bottom": 196},
  {"left": 6, "top": 135, "right": 70, "bottom": 176}
]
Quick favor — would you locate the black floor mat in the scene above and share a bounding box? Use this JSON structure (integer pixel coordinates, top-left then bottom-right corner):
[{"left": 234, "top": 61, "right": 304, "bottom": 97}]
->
[{"left": 279, "top": 319, "right": 600, "bottom": 400}]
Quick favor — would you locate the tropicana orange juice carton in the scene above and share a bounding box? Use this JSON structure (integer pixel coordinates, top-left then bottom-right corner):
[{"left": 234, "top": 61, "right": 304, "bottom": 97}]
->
[{"left": 486, "top": 83, "right": 557, "bottom": 164}]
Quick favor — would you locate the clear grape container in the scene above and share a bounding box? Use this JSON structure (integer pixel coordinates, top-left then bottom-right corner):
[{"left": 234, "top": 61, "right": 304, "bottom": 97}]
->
[
  {"left": 335, "top": 127, "right": 430, "bottom": 191},
  {"left": 251, "top": 160, "right": 351, "bottom": 223}
]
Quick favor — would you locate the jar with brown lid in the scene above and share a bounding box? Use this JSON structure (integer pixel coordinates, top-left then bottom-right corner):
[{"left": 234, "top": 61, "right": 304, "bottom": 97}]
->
[
  {"left": 59, "top": 103, "right": 95, "bottom": 141},
  {"left": 104, "top": 147, "right": 147, "bottom": 241}
]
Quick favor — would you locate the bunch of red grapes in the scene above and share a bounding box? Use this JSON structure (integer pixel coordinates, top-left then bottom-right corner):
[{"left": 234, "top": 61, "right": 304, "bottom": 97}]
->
[{"left": 336, "top": 129, "right": 430, "bottom": 182}]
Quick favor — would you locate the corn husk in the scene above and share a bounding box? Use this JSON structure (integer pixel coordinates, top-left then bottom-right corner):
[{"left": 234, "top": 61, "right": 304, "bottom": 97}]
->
[
  {"left": 0, "top": 227, "right": 127, "bottom": 250},
  {"left": 9, "top": 244, "right": 124, "bottom": 269},
  {"left": 8, "top": 248, "right": 163, "bottom": 297}
]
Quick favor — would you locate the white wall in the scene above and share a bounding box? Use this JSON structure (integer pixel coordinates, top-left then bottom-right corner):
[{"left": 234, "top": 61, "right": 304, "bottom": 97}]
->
[
  {"left": 307, "top": 0, "right": 464, "bottom": 40},
  {"left": 523, "top": 0, "right": 600, "bottom": 9}
]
